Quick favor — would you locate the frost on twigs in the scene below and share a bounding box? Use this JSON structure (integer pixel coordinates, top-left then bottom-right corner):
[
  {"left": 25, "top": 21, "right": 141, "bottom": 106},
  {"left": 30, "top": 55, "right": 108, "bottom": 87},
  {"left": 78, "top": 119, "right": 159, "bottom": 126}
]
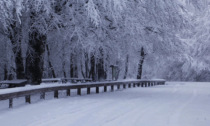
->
[
  {"left": 15, "top": 0, "right": 23, "bottom": 24},
  {"left": 28, "top": 0, "right": 52, "bottom": 14},
  {"left": 85, "top": 0, "right": 126, "bottom": 27},
  {"left": 103, "top": 0, "right": 126, "bottom": 12},
  {"left": 85, "top": 0, "right": 101, "bottom": 27}
]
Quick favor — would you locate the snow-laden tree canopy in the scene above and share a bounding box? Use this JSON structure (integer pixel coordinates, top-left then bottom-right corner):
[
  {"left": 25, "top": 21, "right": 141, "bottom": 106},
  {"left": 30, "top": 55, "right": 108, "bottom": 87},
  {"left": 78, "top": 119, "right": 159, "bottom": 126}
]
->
[{"left": 0, "top": 0, "right": 210, "bottom": 82}]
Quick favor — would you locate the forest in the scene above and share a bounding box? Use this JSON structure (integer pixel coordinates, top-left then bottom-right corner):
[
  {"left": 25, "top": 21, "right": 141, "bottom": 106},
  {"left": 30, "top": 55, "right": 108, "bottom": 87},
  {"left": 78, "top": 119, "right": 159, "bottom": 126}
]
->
[{"left": 0, "top": 0, "right": 210, "bottom": 84}]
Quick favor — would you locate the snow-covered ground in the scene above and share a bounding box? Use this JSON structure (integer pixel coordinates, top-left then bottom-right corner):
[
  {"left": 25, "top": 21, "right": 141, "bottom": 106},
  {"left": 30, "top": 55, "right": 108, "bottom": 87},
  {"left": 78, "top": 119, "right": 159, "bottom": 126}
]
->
[{"left": 0, "top": 82, "right": 209, "bottom": 126}]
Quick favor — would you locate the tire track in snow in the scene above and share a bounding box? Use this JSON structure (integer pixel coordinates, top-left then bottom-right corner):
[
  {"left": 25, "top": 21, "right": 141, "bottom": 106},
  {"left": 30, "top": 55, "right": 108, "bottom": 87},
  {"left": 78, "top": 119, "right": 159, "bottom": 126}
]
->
[
  {"left": 27, "top": 98, "right": 113, "bottom": 126},
  {"left": 168, "top": 83, "right": 198, "bottom": 126},
  {"left": 99, "top": 85, "right": 181, "bottom": 126},
  {"left": 100, "top": 98, "right": 164, "bottom": 126},
  {"left": 101, "top": 83, "right": 190, "bottom": 126}
]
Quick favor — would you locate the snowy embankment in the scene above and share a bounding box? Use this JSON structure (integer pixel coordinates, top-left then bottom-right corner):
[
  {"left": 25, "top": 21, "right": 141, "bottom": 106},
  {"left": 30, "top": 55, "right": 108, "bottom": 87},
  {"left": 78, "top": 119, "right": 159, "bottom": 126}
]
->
[{"left": 0, "top": 82, "right": 210, "bottom": 126}]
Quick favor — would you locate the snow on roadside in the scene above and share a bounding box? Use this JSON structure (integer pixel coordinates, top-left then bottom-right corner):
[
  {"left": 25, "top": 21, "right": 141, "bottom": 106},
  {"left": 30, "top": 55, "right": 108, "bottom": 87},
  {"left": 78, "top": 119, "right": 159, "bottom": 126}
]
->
[{"left": 0, "top": 82, "right": 209, "bottom": 126}]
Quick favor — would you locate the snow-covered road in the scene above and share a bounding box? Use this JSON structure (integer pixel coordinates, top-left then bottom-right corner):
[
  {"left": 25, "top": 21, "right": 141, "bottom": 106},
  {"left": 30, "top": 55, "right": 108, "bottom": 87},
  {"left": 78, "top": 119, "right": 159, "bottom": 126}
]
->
[{"left": 0, "top": 82, "right": 209, "bottom": 126}]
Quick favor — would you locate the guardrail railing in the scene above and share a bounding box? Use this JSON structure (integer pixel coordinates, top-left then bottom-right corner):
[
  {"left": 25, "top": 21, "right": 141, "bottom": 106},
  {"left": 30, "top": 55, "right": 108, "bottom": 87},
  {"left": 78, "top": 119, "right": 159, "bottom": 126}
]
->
[{"left": 0, "top": 79, "right": 165, "bottom": 108}]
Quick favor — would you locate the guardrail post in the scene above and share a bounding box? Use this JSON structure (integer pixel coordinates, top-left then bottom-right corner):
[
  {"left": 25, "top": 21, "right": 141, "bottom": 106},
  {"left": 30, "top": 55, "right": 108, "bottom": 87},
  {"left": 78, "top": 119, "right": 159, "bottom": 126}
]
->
[
  {"left": 67, "top": 89, "right": 70, "bottom": 96},
  {"left": 137, "top": 83, "right": 140, "bottom": 87},
  {"left": 40, "top": 92, "right": 45, "bottom": 99},
  {"left": 61, "top": 79, "right": 66, "bottom": 83},
  {"left": 25, "top": 95, "right": 31, "bottom": 104},
  {"left": 123, "top": 84, "right": 126, "bottom": 89},
  {"left": 9, "top": 98, "right": 13, "bottom": 108},
  {"left": 133, "top": 83, "right": 136, "bottom": 87},
  {"left": 87, "top": 87, "right": 90, "bottom": 94},
  {"left": 141, "top": 83, "right": 143, "bottom": 87},
  {"left": 128, "top": 83, "right": 131, "bottom": 88},
  {"left": 117, "top": 85, "right": 120, "bottom": 90},
  {"left": 96, "top": 87, "right": 99, "bottom": 93},
  {"left": 104, "top": 86, "right": 107, "bottom": 92},
  {"left": 145, "top": 82, "right": 147, "bottom": 87},
  {"left": 111, "top": 85, "right": 114, "bottom": 91},
  {"left": 77, "top": 88, "right": 81, "bottom": 95},
  {"left": 54, "top": 90, "right": 58, "bottom": 98}
]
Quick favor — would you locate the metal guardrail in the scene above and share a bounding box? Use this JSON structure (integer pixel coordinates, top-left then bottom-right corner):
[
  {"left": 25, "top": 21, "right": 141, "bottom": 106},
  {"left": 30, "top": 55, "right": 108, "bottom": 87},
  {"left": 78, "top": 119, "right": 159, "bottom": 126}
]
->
[
  {"left": 0, "top": 78, "right": 93, "bottom": 88},
  {"left": 0, "top": 79, "right": 165, "bottom": 108},
  {"left": 0, "top": 80, "right": 27, "bottom": 88}
]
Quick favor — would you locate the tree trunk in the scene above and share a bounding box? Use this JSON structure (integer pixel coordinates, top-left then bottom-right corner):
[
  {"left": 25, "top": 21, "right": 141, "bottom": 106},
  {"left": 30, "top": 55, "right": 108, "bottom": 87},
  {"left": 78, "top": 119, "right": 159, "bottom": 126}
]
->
[
  {"left": 14, "top": 48, "right": 25, "bottom": 79},
  {"left": 137, "top": 47, "right": 146, "bottom": 79},
  {"left": 46, "top": 44, "right": 56, "bottom": 78},
  {"left": 97, "top": 59, "right": 105, "bottom": 81},
  {"left": 89, "top": 52, "right": 95, "bottom": 81},
  {"left": 70, "top": 54, "right": 74, "bottom": 78},
  {"left": 62, "top": 61, "right": 67, "bottom": 78},
  {"left": 85, "top": 52, "right": 89, "bottom": 78},
  {"left": 4, "top": 64, "right": 8, "bottom": 80},
  {"left": 62, "top": 48, "right": 66, "bottom": 78},
  {"left": 81, "top": 52, "right": 90, "bottom": 78},
  {"left": 70, "top": 53, "right": 78, "bottom": 78},
  {"left": 7, "top": 67, "right": 15, "bottom": 80},
  {"left": 97, "top": 48, "right": 105, "bottom": 81},
  {"left": 80, "top": 61, "right": 85, "bottom": 78},
  {"left": 25, "top": 29, "right": 46, "bottom": 85},
  {"left": 8, "top": 22, "right": 25, "bottom": 79},
  {"left": 123, "top": 55, "right": 129, "bottom": 79}
]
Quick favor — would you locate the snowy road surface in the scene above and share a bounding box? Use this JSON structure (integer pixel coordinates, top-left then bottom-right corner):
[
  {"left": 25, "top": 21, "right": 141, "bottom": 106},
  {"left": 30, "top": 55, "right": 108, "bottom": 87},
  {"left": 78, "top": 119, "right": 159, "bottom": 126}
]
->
[{"left": 0, "top": 82, "right": 210, "bottom": 126}]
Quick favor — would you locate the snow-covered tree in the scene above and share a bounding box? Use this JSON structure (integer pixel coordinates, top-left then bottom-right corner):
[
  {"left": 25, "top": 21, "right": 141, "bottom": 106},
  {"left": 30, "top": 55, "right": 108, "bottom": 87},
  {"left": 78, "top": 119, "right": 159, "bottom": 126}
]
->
[{"left": 1, "top": 0, "right": 210, "bottom": 83}]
